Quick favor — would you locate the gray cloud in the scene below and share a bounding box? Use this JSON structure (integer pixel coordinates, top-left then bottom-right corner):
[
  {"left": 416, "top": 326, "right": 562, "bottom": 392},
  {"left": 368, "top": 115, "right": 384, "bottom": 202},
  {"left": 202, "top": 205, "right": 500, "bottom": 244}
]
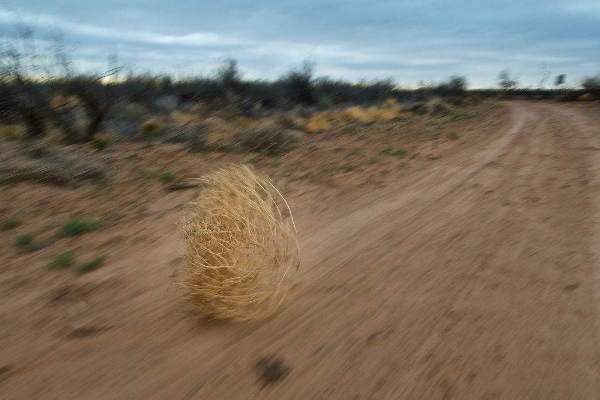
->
[{"left": 1, "top": 1, "right": 599, "bottom": 87}]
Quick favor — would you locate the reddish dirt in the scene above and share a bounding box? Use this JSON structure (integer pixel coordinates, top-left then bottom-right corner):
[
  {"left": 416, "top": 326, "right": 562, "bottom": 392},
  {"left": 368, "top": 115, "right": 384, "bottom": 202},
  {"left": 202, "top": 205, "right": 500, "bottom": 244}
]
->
[{"left": 2, "top": 101, "right": 600, "bottom": 399}]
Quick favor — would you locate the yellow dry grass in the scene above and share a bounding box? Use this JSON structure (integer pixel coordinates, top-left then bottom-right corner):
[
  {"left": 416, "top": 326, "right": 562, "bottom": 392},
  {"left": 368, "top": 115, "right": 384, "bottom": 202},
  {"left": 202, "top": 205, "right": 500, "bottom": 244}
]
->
[
  {"left": 0, "top": 125, "right": 26, "bottom": 141},
  {"left": 303, "top": 104, "right": 411, "bottom": 133},
  {"left": 344, "top": 106, "right": 375, "bottom": 123},
  {"left": 181, "top": 165, "right": 300, "bottom": 322},
  {"left": 141, "top": 118, "right": 163, "bottom": 135},
  {"left": 384, "top": 97, "right": 399, "bottom": 107},
  {"left": 233, "top": 117, "right": 276, "bottom": 130},
  {"left": 46, "top": 126, "right": 66, "bottom": 145},
  {"left": 170, "top": 110, "right": 198, "bottom": 127},
  {"left": 306, "top": 112, "right": 332, "bottom": 133},
  {"left": 50, "top": 93, "right": 80, "bottom": 109},
  {"left": 368, "top": 107, "right": 397, "bottom": 121}
]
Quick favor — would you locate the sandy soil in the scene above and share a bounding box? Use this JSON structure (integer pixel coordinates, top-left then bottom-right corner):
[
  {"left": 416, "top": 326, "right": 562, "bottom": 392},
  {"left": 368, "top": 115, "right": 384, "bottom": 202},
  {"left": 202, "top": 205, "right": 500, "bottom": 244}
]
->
[{"left": 2, "top": 101, "right": 600, "bottom": 399}]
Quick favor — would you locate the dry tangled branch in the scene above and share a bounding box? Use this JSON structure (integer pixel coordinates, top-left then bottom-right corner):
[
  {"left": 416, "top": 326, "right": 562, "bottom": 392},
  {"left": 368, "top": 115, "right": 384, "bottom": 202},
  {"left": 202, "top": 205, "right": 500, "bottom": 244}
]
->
[{"left": 181, "top": 165, "right": 300, "bottom": 322}]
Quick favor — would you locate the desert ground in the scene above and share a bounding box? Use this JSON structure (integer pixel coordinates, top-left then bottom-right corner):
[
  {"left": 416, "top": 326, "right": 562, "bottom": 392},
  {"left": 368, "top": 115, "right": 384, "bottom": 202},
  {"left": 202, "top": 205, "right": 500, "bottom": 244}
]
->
[{"left": 2, "top": 100, "right": 600, "bottom": 399}]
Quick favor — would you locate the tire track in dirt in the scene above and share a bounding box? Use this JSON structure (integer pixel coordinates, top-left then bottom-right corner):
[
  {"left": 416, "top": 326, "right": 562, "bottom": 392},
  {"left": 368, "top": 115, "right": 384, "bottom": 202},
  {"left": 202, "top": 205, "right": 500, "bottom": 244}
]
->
[
  {"left": 299, "top": 103, "right": 534, "bottom": 276},
  {"left": 4, "top": 102, "right": 600, "bottom": 400},
  {"left": 543, "top": 103, "right": 600, "bottom": 381},
  {"left": 311, "top": 105, "right": 544, "bottom": 399},
  {"left": 395, "top": 105, "right": 590, "bottom": 399},
  {"left": 193, "top": 102, "right": 600, "bottom": 400}
]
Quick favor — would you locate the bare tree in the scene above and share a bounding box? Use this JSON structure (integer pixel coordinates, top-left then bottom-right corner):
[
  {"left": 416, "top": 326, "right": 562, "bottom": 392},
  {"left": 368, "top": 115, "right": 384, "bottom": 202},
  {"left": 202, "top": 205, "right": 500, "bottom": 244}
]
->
[
  {"left": 281, "top": 59, "right": 316, "bottom": 105},
  {"left": 216, "top": 58, "right": 242, "bottom": 94},
  {"left": 538, "top": 66, "right": 551, "bottom": 88},
  {"left": 581, "top": 75, "right": 600, "bottom": 91},
  {"left": 497, "top": 69, "right": 519, "bottom": 90},
  {"left": 0, "top": 24, "right": 50, "bottom": 138},
  {"left": 0, "top": 23, "right": 120, "bottom": 143}
]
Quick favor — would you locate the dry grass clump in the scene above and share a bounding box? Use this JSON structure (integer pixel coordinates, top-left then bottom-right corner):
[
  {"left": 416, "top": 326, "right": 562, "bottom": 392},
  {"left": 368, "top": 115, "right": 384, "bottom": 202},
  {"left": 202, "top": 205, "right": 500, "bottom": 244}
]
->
[
  {"left": 236, "top": 124, "right": 298, "bottom": 155},
  {"left": 305, "top": 112, "right": 333, "bottom": 133},
  {"left": 304, "top": 104, "right": 413, "bottom": 133},
  {"left": 170, "top": 110, "right": 198, "bottom": 127},
  {"left": 182, "top": 165, "right": 300, "bottom": 322},
  {"left": 50, "top": 93, "right": 80, "bottom": 109},
  {"left": 368, "top": 107, "right": 397, "bottom": 121},
  {"left": 141, "top": 118, "right": 163, "bottom": 135},
  {"left": 344, "top": 106, "right": 376, "bottom": 124},
  {"left": 275, "top": 112, "right": 306, "bottom": 130},
  {"left": 0, "top": 125, "right": 26, "bottom": 141},
  {"left": 91, "top": 133, "right": 112, "bottom": 151},
  {"left": 426, "top": 98, "right": 453, "bottom": 115},
  {"left": 384, "top": 97, "right": 399, "bottom": 107}
]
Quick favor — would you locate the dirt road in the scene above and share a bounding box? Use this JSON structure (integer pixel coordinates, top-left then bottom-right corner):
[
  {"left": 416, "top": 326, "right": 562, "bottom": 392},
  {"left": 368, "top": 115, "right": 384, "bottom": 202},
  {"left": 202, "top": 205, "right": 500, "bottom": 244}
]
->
[{"left": 3, "top": 101, "right": 600, "bottom": 399}]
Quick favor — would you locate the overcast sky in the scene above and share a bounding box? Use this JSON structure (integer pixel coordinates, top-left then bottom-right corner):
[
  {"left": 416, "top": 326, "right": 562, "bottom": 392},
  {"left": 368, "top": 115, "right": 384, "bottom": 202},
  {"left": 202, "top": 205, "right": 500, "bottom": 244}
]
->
[{"left": 1, "top": 1, "right": 599, "bottom": 88}]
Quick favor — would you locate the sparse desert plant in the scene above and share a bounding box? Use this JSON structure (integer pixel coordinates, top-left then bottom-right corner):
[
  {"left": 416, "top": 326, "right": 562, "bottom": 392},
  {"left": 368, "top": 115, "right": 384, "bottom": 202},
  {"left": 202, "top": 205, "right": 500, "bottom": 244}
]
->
[
  {"left": 50, "top": 93, "right": 80, "bottom": 109},
  {"left": 582, "top": 75, "right": 600, "bottom": 91},
  {"left": 342, "top": 163, "right": 355, "bottom": 173},
  {"left": 27, "top": 141, "right": 49, "bottom": 159},
  {"left": 1, "top": 28, "right": 117, "bottom": 143},
  {"left": 447, "top": 133, "right": 460, "bottom": 141},
  {"left": 77, "top": 256, "right": 106, "bottom": 274},
  {"left": 60, "top": 217, "right": 97, "bottom": 236},
  {"left": 15, "top": 234, "right": 33, "bottom": 248},
  {"left": 1, "top": 217, "right": 21, "bottom": 230},
  {"left": 0, "top": 125, "right": 26, "bottom": 141},
  {"left": 369, "top": 107, "right": 397, "bottom": 121},
  {"left": 280, "top": 59, "right": 316, "bottom": 105},
  {"left": 275, "top": 112, "right": 305, "bottom": 130},
  {"left": 45, "top": 126, "right": 66, "bottom": 145},
  {"left": 91, "top": 134, "right": 111, "bottom": 151},
  {"left": 49, "top": 251, "right": 76, "bottom": 269},
  {"left": 189, "top": 135, "right": 212, "bottom": 153},
  {"left": 344, "top": 106, "right": 375, "bottom": 124},
  {"left": 159, "top": 171, "right": 176, "bottom": 182},
  {"left": 450, "top": 113, "right": 473, "bottom": 121},
  {"left": 305, "top": 112, "right": 332, "bottom": 133},
  {"left": 141, "top": 119, "right": 163, "bottom": 135},
  {"left": 170, "top": 110, "right": 197, "bottom": 127},
  {"left": 15, "top": 234, "right": 42, "bottom": 253},
  {"left": 216, "top": 58, "right": 243, "bottom": 94},
  {"left": 237, "top": 125, "right": 297, "bottom": 155},
  {"left": 384, "top": 97, "right": 398, "bottom": 107},
  {"left": 497, "top": 69, "right": 519, "bottom": 90},
  {"left": 424, "top": 98, "right": 453, "bottom": 116},
  {"left": 181, "top": 165, "right": 300, "bottom": 321},
  {"left": 434, "top": 75, "right": 468, "bottom": 95}
]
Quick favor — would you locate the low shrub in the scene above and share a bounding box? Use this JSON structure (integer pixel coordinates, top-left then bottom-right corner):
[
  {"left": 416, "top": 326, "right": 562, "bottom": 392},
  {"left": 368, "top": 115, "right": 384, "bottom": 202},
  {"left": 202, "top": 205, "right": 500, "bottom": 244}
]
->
[
  {"left": 91, "top": 134, "right": 111, "bottom": 151},
  {"left": 49, "top": 251, "right": 76, "bottom": 269},
  {"left": 15, "top": 234, "right": 43, "bottom": 253},
  {"left": 1, "top": 217, "right": 21, "bottom": 230},
  {"left": 0, "top": 125, "right": 26, "bottom": 141},
  {"left": 159, "top": 171, "right": 176, "bottom": 182},
  {"left": 77, "top": 256, "right": 106, "bottom": 274},
  {"left": 60, "top": 217, "right": 97, "bottom": 236},
  {"left": 141, "top": 119, "right": 163, "bottom": 135},
  {"left": 237, "top": 124, "right": 297, "bottom": 155},
  {"left": 305, "top": 112, "right": 332, "bottom": 133}
]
